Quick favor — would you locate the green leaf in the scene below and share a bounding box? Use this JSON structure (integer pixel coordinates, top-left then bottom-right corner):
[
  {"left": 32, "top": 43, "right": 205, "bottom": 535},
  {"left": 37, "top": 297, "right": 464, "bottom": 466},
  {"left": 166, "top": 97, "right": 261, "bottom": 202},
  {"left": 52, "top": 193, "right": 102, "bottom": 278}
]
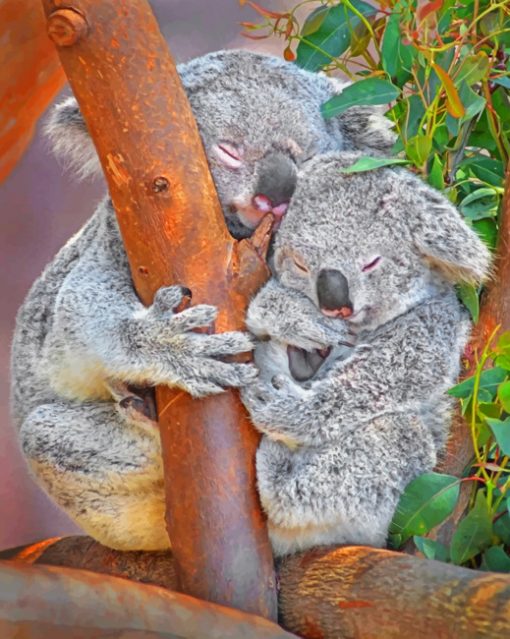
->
[
  {"left": 463, "top": 157, "right": 504, "bottom": 186},
  {"left": 494, "top": 511, "right": 510, "bottom": 545},
  {"left": 472, "top": 219, "right": 498, "bottom": 252},
  {"left": 498, "top": 332, "right": 510, "bottom": 353},
  {"left": 448, "top": 367, "right": 508, "bottom": 400},
  {"left": 481, "top": 546, "right": 510, "bottom": 573},
  {"left": 486, "top": 417, "right": 510, "bottom": 455},
  {"left": 450, "top": 491, "right": 493, "bottom": 565},
  {"left": 496, "top": 354, "right": 510, "bottom": 371},
  {"left": 492, "top": 76, "right": 510, "bottom": 90},
  {"left": 322, "top": 78, "right": 400, "bottom": 119},
  {"left": 498, "top": 381, "right": 510, "bottom": 412},
  {"left": 428, "top": 154, "right": 445, "bottom": 190},
  {"left": 405, "top": 134, "right": 432, "bottom": 167},
  {"left": 459, "top": 84, "right": 487, "bottom": 124},
  {"left": 477, "top": 402, "right": 501, "bottom": 420},
  {"left": 460, "top": 187, "right": 499, "bottom": 207},
  {"left": 300, "top": 5, "right": 328, "bottom": 36},
  {"left": 389, "top": 472, "right": 460, "bottom": 544},
  {"left": 340, "top": 156, "right": 411, "bottom": 174},
  {"left": 296, "top": 1, "right": 377, "bottom": 72},
  {"left": 381, "top": 9, "right": 416, "bottom": 85},
  {"left": 457, "top": 283, "right": 479, "bottom": 323},
  {"left": 413, "top": 536, "right": 450, "bottom": 562},
  {"left": 455, "top": 53, "right": 490, "bottom": 87}
]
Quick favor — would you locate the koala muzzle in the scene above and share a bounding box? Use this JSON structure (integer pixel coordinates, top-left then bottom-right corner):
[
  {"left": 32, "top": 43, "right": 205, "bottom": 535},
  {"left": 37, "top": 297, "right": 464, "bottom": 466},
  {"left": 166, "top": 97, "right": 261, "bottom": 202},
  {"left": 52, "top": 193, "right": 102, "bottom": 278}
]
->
[
  {"left": 317, "top": 269, "right": 353, "bottom": 318},
  {"left": 253, "top": 151, "right": 297, "bottom": 220}
]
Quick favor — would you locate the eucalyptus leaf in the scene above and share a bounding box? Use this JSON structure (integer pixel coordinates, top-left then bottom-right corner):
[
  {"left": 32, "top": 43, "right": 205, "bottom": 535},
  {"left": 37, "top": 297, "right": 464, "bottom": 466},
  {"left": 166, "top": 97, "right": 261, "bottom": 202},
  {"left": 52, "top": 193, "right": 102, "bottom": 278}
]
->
[
  {"left": 494, "top": 511, "right": 510, "bottom": 545},
  {"left": 450, "top": 491, "right": 492, "bottom": 565},
  {"left": 389, "top": 472, "right": 460, "bottom": 545},
  {"left": 497, "top": 381, "right": 510, "bottom": 413},
  {"left": 448, "top": 367, "right": 507, "bottom": 400},
  {"left": 381, "top": 9, "right": 416, "bottom": 85},
  {"left": 413, "top": 536, "right": 450, "bottom": 562},
  {"left": 340, "top": 156, "right": 410, "bottom": 174},
  {"left": 472, "top": 219, "right": 498, "bottom": 252},
  {"left": 486, "top": 417, "right": 510, "bottom": 456},
  {"left": 428, "top": 154, "right": 445, "bottom": 190},
  {"left": 481, "top": 546, "right": 510, "bottom": 573},
  {"left": 296, "top": 0, "right": 377, "bottom": 71},
  {"left": 322, "top": 78, "right": 400, "bottom": 118},
  {"left": 457, "top": 283, "right": 479, "bottom": 322}
]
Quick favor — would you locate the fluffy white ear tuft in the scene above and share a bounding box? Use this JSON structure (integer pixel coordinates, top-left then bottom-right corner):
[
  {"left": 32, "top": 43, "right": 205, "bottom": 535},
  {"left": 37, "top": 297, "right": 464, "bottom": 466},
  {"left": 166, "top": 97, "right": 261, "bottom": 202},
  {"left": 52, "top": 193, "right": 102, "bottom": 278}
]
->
[
  {"left": 44, "top": 97, "right": 102, "bottom": 181},
  {"left": 411, "top": 182, "right": 492, "bottom": 285},
  {"left": 324, "top": 76, "right": 397, "bottom": 155}
]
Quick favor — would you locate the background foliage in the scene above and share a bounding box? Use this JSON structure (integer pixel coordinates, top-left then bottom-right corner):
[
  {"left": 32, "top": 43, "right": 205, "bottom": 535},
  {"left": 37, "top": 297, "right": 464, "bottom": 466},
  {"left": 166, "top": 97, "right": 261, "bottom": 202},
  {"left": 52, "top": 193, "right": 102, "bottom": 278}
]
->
[{"left": 242, "top": 0, "right": 510, "bottom": 571}]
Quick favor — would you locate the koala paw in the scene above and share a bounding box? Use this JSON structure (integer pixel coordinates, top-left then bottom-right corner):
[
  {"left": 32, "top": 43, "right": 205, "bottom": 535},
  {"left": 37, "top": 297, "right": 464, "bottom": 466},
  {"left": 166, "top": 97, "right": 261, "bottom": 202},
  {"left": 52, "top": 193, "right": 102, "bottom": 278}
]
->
[
  {"left": 241, "top": 374, "right": 309, "bottom": 437},
  {"left": 122, "top": 285, "right": 257, "bottom": 397}
]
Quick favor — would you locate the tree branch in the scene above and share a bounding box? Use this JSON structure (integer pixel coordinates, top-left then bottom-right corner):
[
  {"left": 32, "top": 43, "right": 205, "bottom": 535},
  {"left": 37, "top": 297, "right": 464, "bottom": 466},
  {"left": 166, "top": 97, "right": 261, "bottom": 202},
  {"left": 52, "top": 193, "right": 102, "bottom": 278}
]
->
[{"left": 40, "top": 0, "right": 276, "bottom": 618}]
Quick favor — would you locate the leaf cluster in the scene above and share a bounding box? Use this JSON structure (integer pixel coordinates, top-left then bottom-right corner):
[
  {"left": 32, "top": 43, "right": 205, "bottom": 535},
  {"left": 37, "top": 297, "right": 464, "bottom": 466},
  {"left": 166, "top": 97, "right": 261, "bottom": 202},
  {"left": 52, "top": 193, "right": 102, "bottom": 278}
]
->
[
  {"left": 390, "top": 332, "right": 510, "bottom": 572},
  {"left": 241, "top": 0, "right": 510, "bottom": 573}
]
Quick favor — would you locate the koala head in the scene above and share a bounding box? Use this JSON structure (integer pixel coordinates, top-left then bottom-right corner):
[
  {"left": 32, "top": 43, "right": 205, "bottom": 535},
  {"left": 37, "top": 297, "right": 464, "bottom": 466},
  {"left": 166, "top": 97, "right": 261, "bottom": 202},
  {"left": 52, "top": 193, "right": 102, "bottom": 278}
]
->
[
  {"left": 44, "top": 49, "right": 395, "bottom": 239},
  {"left": 274, "top": 152, "right": 491, "bottom": 332}
]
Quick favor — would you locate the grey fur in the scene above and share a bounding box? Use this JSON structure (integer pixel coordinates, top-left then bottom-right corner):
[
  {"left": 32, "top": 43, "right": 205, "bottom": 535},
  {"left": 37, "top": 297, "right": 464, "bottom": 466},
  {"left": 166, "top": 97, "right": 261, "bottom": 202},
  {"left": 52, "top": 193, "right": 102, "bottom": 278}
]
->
[
  {"left": 13, "top": 51, "right": 394, "bottom": 551},
  {"left": 241, "top": 152, "right": 491, "bottom": 556}
]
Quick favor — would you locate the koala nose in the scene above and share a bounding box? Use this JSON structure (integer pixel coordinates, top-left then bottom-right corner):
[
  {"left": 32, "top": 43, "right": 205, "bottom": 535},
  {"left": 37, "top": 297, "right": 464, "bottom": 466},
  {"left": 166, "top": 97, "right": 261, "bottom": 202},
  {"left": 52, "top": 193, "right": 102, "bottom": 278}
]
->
[
  {"left": 252, "top": 194, "right": 289, "bottom": 219},
  {"left": 317, "top": 269, "right": 353, "bottom": 318},
  {"left": 254, "top": 150, "right": 297, "bottom": 217}
]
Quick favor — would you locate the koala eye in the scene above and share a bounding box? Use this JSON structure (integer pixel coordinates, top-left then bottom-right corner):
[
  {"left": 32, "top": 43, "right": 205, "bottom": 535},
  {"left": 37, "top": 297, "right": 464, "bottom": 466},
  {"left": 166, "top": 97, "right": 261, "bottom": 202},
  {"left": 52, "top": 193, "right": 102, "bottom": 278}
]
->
[
  {"left": 292, "top": 256, "right": 310, "bottom": 274},
  {"left": 362, "top": 256, "right": 382, "bottom": 273},
  {"left": 213, "top": 143, "right": 243, "bottom": 170}
]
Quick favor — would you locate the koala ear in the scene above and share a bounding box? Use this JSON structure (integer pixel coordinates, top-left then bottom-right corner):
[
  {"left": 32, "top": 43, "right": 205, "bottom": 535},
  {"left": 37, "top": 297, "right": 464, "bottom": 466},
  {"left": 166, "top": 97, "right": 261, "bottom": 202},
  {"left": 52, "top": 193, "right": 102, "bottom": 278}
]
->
[
  {"left": 410, "top": 182, "right": 492, "bottom": 285},
  {"left": 325, "top": 78, "right": 397, "bottom": 155},
  {"left": 44, "top": 97, "right": 102, "bottom": 180}
]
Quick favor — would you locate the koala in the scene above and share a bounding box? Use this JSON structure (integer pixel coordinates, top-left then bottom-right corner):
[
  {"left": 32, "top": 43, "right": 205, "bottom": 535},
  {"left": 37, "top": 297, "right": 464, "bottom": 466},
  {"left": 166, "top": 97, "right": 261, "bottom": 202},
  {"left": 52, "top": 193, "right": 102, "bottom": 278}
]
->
[
  {"left": 11, "top": 50, "right": 395, "bottom": 552},
  {"left": 241, "top": 152, "right": 492, "bottom": 556}
]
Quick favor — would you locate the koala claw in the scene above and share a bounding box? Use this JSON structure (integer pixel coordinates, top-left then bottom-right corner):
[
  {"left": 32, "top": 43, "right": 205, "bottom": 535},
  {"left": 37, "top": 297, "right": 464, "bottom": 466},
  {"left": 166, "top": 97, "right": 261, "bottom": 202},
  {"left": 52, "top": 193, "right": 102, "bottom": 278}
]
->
[{"left": 184, "top": 361, "right": 259, "bottom": 398}]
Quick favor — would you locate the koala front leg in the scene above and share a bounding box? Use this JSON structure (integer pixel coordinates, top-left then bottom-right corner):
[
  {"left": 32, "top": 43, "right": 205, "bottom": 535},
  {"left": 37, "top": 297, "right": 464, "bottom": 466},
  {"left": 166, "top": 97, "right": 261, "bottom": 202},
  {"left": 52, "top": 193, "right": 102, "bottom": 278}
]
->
[
  {"left": 257, "top": 411, "right": 436, "bottom": 555},
  {"left": 20, "top": 398, "right": 168, "bottom": 551},
  {"left": 247, "top": 279, "right": 352, "bottom": 351},
  {"left": 45, "top": 239, "right": 257, "bottom": 400}
]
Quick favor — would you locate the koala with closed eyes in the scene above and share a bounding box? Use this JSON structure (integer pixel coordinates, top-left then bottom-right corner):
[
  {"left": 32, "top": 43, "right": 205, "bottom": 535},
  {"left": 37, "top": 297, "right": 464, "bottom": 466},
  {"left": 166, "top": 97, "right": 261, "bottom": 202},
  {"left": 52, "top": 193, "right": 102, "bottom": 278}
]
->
[
  {"left": 11, "top": 50, "right": 395, "bottom": 552},
  {"left": 242, "top": 152, "right": 491, "bottom": 556}
]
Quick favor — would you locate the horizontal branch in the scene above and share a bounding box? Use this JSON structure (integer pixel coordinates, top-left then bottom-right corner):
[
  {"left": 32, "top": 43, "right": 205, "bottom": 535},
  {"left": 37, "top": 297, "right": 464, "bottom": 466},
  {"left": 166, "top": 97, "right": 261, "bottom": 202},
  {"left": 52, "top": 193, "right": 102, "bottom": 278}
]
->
[
  {"left": 0, "top": 559, "right": 295, "bottom": 639},
  {"left": 6, "top": 537, "right": 510, "bottom": 638}
]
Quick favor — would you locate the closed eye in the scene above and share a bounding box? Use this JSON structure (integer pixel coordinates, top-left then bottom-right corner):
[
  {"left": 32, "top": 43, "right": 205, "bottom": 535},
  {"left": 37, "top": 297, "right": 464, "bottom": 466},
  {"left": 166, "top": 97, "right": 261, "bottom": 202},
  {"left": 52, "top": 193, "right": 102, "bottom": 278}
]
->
[
  {"left": 293, "top": 256, "right": 309, "bottom": 274},
  {"left": 362, "top": 256, "right": 382, "bottom": 272},
  {"left": 214, "top": 143, "right": 243, "bottom": 169}
]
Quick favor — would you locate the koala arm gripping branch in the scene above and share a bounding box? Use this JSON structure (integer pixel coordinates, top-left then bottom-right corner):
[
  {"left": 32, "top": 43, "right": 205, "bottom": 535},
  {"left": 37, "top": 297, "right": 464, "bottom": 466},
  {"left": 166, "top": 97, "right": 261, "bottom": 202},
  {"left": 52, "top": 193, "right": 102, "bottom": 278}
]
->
[{"left": 242, "top": 293, "right": 465, "bottom": 448}]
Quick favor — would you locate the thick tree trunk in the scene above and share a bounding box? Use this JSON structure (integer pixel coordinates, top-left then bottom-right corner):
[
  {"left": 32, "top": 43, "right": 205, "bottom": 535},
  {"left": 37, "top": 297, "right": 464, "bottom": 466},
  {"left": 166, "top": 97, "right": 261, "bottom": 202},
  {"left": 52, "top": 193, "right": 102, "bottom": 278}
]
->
[
  {"left": 40, "top": 0, "right": 276, "bottom": 618},
  {"left": 0, "top": 0, "right": 65, "bottom": 182}
]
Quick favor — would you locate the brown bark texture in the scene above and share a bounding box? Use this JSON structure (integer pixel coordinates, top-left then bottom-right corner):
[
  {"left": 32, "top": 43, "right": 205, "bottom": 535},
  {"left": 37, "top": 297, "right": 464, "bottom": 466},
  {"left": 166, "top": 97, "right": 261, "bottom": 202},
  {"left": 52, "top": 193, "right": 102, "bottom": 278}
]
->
[
  {"left": 40, "top": 0, "right": 276, "bottom": 618},
  {"left": 7, "top": 537, "right": 510, "bottom": 639},
  {"left": 0, "top": 560, "right": 296, "bottom": 639},
  {"left": 0, "top": 0, "right": 65, "bottom": 182}
]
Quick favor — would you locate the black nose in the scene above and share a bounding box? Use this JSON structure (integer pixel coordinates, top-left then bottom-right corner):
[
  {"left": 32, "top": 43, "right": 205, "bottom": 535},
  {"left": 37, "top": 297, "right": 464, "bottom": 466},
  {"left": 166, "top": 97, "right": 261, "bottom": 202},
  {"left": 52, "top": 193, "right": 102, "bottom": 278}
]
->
[
  {"left": 317, "top": 269, "right": 353, "bottom": 315},
  {"left": 255, "top": 151, "right": 297, "bottom": 207}
]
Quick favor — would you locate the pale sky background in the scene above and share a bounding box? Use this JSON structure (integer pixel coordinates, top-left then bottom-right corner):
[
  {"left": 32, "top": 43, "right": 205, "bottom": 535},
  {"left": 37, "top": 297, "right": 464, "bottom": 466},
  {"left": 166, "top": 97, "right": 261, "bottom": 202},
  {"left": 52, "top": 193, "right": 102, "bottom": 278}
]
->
[{"left": 0, "top": 0, "right": 293, "bottom": 550}]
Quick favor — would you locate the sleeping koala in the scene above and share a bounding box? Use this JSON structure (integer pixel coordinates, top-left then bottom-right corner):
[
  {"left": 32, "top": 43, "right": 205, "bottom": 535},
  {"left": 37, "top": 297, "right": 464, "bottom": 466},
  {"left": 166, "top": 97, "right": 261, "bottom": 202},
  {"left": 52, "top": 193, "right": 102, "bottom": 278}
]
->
[
  {"left": 11, "top": 50, "right": 395, "bottom": 552},
  {"left": 242, "top": 152, "right": 491, "bottom": 556}
]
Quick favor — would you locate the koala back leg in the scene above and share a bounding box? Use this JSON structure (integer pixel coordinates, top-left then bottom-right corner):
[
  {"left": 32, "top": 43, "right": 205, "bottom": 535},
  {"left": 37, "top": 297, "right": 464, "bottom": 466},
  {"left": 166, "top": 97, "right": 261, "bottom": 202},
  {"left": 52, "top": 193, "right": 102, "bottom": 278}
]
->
[
  {"left": 19, "top": 399, "right": 168, "bottom": 551},
  {"left": 257, "top": 410, "right": 437, "bottom": 556}
]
